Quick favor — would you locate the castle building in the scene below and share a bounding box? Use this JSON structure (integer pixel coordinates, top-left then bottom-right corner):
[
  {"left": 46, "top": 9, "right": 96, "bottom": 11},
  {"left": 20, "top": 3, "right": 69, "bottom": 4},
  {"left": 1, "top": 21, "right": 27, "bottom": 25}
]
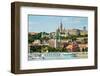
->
[{"left": 54, "top": 21, "right": 88, "bottom": 48}]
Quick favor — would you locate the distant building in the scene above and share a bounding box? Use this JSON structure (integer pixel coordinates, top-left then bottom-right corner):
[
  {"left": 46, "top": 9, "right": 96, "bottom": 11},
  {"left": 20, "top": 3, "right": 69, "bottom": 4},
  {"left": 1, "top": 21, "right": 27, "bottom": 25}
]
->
[
  {"left": 52, "top": 21, "right": 88, "bottom": 48},
  {"left": 80, "top": 30, "right": 87, "bottom": 36},
  {"left": 55, "top": 22, "right": 62, "bottom": 48},
  {"left": 66, "top": 29, "right": 80, "bottom": 36},
  {"left": 29, "top": 32, "right": 38, "bottom": 35},
  {"left": 56, "top": 22, "right": 87, "bottom": 36},
  {"left": 66, "top": 41, "right": 79, "bottom": 52},
  {"left": 48, "top": 39, "right": 56, "bottom": 48},
  {"left": 32, "top": 40, "right": 40, "bottom": 45}
]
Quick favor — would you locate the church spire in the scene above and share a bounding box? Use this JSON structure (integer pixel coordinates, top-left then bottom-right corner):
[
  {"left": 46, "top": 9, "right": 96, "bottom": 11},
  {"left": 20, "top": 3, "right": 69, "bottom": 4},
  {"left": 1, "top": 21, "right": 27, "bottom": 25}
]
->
[{"left": 60, "top": 20, "right": 63, "bottom": 32}]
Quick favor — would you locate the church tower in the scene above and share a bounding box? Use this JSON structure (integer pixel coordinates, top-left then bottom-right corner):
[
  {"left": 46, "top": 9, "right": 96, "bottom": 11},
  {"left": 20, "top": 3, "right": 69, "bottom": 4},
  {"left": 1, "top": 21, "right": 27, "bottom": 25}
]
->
[
  {"left": 54, "top": 21, "right": 63, "bottom": 48},
  {"left": 60, "top": 21, "right": 63, "bottom": 33}
]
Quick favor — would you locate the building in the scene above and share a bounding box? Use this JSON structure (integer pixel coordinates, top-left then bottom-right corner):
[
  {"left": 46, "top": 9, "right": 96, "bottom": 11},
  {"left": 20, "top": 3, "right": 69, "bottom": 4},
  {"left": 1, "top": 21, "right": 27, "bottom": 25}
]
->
[
  {"left": 32, "top": 40, "right": 41, "bottom": 45},
  {"left": 54, "top": 21, "right": 88, "bottom": 48},
  {"left": 56, "top": 21, "right": 87, "bottom": 36},
  {"left": 48, "top": 39, "right": 56, "bottom": 48},
  {"left": 29, "top": 32, "right": 38, "bottom": 35},
  {"left": 55, "top": 22, "right": 62, "bottom": 48}
]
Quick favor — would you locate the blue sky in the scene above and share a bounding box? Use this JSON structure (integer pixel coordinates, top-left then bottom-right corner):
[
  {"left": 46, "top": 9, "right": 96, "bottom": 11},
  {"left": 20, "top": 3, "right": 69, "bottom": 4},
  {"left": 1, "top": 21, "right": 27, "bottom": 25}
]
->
[{"left": 28, "top": 15, "right": 88, "bottom": 33}]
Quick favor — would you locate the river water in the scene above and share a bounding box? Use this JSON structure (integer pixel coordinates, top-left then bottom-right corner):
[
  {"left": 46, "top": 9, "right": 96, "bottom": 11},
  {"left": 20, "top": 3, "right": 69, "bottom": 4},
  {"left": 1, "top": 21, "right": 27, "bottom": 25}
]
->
[{"left": 28, "top": 52, "right": 88, "bottom": 60}]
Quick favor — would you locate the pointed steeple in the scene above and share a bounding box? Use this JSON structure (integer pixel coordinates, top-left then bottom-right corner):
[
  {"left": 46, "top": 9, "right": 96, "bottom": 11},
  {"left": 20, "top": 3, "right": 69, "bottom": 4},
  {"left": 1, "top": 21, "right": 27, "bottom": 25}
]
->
[{"left": 60, "top": 20, "right": 63, "bottom": 32}]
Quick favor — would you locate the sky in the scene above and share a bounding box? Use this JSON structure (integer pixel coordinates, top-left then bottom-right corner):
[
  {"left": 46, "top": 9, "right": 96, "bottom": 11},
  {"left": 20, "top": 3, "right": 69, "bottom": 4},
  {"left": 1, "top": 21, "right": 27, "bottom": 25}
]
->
[{"left": 28, "top": 15, "right": 88, "bottom": 33}]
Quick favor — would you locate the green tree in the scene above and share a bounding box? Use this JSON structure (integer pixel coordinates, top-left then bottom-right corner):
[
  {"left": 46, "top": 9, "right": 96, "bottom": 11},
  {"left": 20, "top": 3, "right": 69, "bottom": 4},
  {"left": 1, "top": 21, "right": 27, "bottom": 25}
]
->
[{"left": 28, "top": 34, "right": 34, "bottom": 43}]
